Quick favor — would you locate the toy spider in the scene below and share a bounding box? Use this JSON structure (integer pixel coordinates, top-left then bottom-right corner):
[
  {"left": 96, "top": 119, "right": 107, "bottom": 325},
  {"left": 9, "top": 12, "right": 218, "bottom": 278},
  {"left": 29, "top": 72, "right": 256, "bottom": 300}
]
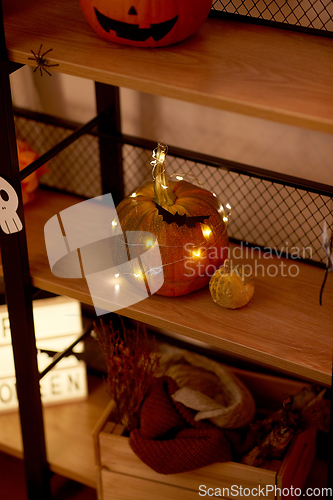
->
[{"left": 28, "top": 44, "right": 59, "bottom": 76}]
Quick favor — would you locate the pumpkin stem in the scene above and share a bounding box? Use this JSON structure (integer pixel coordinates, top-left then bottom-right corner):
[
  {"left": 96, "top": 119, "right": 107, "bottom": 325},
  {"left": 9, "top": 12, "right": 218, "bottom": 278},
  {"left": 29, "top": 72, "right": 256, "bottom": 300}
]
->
[
  {"left": 152, "top": 143, "right": 177, "bottom": 208},
  {"left": 224, "top": 259, "right": 231, "bottom": 273}
]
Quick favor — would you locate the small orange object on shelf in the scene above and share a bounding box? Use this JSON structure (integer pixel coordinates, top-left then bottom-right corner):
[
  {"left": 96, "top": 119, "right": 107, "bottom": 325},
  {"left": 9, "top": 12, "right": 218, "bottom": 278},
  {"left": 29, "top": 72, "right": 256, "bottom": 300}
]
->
[{"left": 16, "top": 138, "right": 48, "bottom": 204}]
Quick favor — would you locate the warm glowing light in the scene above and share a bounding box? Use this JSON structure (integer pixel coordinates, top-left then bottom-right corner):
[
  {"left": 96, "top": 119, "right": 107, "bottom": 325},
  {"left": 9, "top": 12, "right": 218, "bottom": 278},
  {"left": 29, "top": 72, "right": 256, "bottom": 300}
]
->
[
  {"left": 161, "top": 184, "right": 168, "bottom": 190},
  {"left": 176, "top": 175, "right": 184, "bottom": 181},
  {"left": 115, "top": 284, "right": 120, "bottom": 292},
  {"left": 213, "top": 193, "right": 217, "bottom": 197},
  {"left": 223, "top": 216, "right": 229, "bottom": 222},
  {"left": 226, "top": 203, "right": 231, "bottom": 210},
  {"left": 134, "top": 272, "right": 144, "bottom": 279},
  {"left": 111, "top": 220, "right": 118, "bottom": 227},
  {"left": 130, "top": 192, "right": 137, "bottom": 198},
  {"left": 192, "top": 249, "right": 202, "bottom": 258},
  {"left": 202, "top": 226, "right": 212, "bottom": 238},
  {"left": 145, "top": 239, "right": 154, "bottom": 248},
  {"left": 218, "top": 205, "right": 224, "bottom": 213},
  {"left": 115, "top": 273, "right": 120, "bottom": 278}
]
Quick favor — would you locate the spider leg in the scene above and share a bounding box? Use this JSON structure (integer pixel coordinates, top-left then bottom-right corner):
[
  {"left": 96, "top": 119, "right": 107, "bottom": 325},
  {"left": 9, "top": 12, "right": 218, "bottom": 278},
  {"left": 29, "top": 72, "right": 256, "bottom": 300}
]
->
[
  {"left": 33, "top": 66, "right": 38, "bottom": 73},
  {"left": 39, "top": 66, "right": 43, "bottom": 77},
  {"left": 41, "top": 48, "right": 53, "bottom": 58},
  {"left": 44, "top": 63, "right": 59, "bottom": 68},
  {"left": 30, "top": 49, "right": 37, "bottom": 58},
  {"left": 37, "top": 44, "right": 43, "bottom": 57},
  {"left": 43, "top": 67, "right": 52, "bottom": 77}
]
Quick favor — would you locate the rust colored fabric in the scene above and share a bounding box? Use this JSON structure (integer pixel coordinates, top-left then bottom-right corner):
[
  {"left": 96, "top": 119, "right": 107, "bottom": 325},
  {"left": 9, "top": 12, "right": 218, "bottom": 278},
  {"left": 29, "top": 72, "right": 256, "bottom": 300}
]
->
[{"left": 129, "top": 376, "right": 231, "bottom": 474}]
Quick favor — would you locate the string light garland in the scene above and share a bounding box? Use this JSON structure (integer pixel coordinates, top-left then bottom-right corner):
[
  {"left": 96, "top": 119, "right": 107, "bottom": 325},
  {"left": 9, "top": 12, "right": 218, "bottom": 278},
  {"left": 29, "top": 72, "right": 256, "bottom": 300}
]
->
[
  {"left": 111, "top": 144, "right": 232, "bottom": 290},
  {"left": 110, "top": 203, "right": 231, "bottom": 284}
]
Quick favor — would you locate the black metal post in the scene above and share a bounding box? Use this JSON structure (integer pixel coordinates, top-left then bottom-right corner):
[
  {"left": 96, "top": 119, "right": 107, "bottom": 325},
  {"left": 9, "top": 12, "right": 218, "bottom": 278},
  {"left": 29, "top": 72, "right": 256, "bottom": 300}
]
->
[
  {"left": 95, "top": 82, "right": 124, "bottom": 205},
  {"left": 0, "top": 4, "right": 51, "bottom": 499}
]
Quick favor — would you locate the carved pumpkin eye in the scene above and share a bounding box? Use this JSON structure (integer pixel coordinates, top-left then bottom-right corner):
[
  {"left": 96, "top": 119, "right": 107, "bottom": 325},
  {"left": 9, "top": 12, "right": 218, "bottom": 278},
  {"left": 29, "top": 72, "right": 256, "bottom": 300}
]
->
[{"left": 79, "top": 0, "right": 212, "bottom": 48}]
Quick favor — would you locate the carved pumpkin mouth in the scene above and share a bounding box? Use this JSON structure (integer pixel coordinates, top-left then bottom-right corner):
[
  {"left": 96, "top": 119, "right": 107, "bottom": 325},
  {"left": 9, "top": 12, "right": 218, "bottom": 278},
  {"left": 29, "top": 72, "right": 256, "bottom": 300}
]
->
[{"left": 94, "top": 8, "right": 178, "bottom": 42}]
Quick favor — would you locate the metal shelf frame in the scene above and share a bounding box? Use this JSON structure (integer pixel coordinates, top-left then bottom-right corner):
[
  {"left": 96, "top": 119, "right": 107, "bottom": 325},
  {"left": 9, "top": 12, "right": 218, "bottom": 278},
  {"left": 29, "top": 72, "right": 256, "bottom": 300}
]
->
[
  {"left": 0, "top": 8, "right": 51, "bottom": 497},
  {"left": 0, "top": 4, "right": 123, "bottom": 497}
]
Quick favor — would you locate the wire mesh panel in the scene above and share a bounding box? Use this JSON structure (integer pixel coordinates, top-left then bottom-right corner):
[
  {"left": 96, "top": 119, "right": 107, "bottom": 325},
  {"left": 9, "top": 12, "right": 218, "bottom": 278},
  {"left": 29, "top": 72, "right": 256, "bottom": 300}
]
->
[
  {"left": 14, "top": 113, "right": 332, "bottom": 267},
  {"left": 15, "top": 115, "right": 102, "bottom": 199},
  {"left": 122, "top": 145, "right": 332, "bottom": 266},
  {"left": 211, "top": 0, "right": 333, "bottom": 33}
]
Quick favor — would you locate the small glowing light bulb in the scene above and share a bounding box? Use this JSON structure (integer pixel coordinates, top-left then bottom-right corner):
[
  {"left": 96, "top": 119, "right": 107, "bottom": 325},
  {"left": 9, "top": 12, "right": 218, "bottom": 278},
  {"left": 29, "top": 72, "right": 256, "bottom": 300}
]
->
[
  {"left": 202, "top": 226, "right": 212, "bottom": 238},
  {"left": 130, "top": 192, "right": 137, "bottom": 198},
  {"left": 213, "top": 193, "right": 217, "bottom": 197},
  {"left": 115, "top": 273, "right": 120, "bottom": 278},
  {"left": 226, "top": 203, "right": 231, "bottom": 210},
  {"left": 146, "top": 239, "right": 154, "bottom": 248},
  {"left": 115, "top": 284, "right": 120, "bottom": 292},
  {"left": 176, "top": 175, "right": 184, "bottom": 181},
  {"left": 223, "top": 216, "right": 229, "bottom": 222},
  {"left": 111, "top": 220, "right": 118, "bottom": 227},
  {"left": 192, "top": 249, "right": 202, "bottom": 258},
  {"left": 134, "top": 272, "right": 143, "bottom": 279}
]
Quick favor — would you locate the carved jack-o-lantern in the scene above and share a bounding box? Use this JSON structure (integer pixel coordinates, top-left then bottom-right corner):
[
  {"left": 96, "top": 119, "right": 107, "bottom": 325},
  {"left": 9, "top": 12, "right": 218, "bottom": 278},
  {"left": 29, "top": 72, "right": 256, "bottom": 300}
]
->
[{"left": 79, "top": 0, "right": 212, "bottom": 47}]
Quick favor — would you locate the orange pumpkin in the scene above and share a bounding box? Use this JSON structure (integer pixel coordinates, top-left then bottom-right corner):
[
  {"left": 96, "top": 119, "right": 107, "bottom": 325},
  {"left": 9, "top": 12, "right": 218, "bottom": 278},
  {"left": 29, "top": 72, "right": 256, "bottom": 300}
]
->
[
  {"left": 210, "top": 259, "right": 255, "bottom": 309},
  {"left": 79, "top": 0, "right": 212, "bottom": 48},
  {"left": 116, "top": 144, "right": 229, "bottom": 297},
  {"left": 17, "top": 139, "right": 48, "bottom": 204}
]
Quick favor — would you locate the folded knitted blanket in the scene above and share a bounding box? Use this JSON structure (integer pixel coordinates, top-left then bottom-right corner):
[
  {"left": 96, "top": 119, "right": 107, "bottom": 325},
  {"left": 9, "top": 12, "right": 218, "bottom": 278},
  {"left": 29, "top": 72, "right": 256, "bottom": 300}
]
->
[
  {"left": 159, "top": 345, "right": 256, "bottom": 429},
  {"left": 129, "top": 376, "right": 231, "bottom": 474}
]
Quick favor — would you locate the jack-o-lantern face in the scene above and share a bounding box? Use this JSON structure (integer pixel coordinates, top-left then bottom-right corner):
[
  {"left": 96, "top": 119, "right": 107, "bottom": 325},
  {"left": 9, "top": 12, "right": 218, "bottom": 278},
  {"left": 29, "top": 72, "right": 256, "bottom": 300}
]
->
[{"left": 79, "top": 0, "right": 212, "bottom": 48}]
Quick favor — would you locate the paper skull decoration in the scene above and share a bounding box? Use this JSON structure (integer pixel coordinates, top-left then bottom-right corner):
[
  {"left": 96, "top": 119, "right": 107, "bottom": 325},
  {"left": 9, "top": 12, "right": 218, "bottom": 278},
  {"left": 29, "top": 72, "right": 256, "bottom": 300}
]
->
[
  {"left": 0, "top": 177, "right": 23, "bottom": 234},
  {"left": 79, "top": 0, "right": 212, "bottom": 47}
]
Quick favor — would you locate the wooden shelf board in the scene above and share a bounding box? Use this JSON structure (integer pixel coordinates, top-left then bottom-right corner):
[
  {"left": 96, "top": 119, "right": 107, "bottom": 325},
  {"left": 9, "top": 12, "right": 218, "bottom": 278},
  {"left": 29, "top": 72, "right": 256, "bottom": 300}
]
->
[
  {"left": 3, "top": 188, "right": 331, "bottom": 386},
  {"left": 3, "top": 0, "right": 333, "bottom": 132},
  {"left": 0, "top": 374, "right": 110, "bottom": 488}
]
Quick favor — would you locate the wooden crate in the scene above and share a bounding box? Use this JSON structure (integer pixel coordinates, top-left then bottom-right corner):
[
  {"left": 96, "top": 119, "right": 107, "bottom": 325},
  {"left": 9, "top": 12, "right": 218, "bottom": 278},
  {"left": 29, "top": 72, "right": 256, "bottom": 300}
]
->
[{"left": 93, "top": 368, "right": 317, "bottom": 500}]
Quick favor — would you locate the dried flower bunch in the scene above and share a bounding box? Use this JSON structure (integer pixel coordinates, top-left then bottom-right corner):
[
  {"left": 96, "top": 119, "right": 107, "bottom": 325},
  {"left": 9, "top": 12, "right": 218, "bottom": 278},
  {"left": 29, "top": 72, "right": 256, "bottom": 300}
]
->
[{"left": 93, "top": 318, "right": 159, "bottom": 431}]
